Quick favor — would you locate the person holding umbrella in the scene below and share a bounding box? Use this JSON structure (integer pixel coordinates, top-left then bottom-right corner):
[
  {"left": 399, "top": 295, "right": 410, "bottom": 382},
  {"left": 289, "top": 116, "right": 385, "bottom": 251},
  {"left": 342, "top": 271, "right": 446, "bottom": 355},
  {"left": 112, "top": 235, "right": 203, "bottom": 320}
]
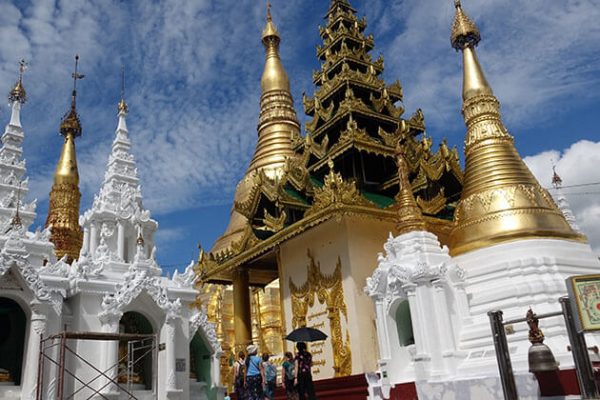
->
[
  {"left": 294, "top": 342, "right": 317, "bottom": 400},
  {"left": 285, "top": 327, "right": 325, "bottom": 400},
  {"left": 244, "top": 345, "right": 265, "bottom": 400}
]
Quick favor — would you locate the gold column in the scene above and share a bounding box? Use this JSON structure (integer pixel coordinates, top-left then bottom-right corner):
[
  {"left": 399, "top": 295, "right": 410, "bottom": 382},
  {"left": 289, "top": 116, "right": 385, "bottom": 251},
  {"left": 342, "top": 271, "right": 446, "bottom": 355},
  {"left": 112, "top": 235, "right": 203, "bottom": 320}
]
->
[{"left": 233, "top": 268, "right": 252, "bottom": 353}]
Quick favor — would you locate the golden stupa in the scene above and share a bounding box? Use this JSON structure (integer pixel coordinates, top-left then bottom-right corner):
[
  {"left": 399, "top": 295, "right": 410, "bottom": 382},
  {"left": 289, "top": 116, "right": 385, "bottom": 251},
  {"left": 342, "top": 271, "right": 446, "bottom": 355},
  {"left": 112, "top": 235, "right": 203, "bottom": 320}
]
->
[
  {"left": 448, "top": 0, "right": 583, "bottom": 255},
  {"left": 45, "top": 55, "right": 84, "bottom": 263},
  {"left": 211, "top": 3, "right": 300, "bottom": 257}
]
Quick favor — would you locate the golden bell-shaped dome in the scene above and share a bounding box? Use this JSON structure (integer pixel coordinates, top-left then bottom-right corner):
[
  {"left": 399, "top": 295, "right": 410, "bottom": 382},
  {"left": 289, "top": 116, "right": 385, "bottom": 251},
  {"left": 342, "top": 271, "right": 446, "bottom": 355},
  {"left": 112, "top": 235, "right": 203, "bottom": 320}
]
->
[{"left": 448, "top": 1, "right": 582, "bottom": 256}]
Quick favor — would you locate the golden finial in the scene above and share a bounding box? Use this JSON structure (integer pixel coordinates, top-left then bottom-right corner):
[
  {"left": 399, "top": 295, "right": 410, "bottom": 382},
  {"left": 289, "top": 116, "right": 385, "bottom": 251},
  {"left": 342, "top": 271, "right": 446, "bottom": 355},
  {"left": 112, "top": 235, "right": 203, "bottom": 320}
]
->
[
  {"left": 60, "top": 55, "right": 85, "bottom": 138},
  {"left": 450, "top": 0, "right": 481, "bottom": 51},
  {"left": 262, "top": 0, "right": 280, "bottom": 43},
  {"left": 9, "top": 59, "right": 27, "bottom": 104},
  {"left": 395, "top": 137, "right": 425, "bottom": 234},
  {"left": 118, "top": 65, "right": 128, "bottom": 113}
]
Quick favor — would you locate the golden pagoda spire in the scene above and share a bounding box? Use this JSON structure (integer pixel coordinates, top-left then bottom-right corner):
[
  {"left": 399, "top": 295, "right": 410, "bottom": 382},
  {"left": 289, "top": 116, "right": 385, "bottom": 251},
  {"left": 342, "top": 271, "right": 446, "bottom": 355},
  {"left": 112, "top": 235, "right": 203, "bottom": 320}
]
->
[
  {"left": 118, "top": 65, "right": 128, "bottom": 113},
  {"left": 9, "top": 59, "right": 27, "bottom": 104},
  {"left": 45, "top": 55, "right": 84, "bottom": 263},
  {"left": 211, "top": 2, "right": 299, "bottom": 255},
  {"left": 395, "top": 136, "right": 426, "bottom": 235},
  {"left": 448, "top": 1, "right": 581, "bottom": 255},
  {"left": 248, "top": 0, "right": 299, "bottom": 176}
]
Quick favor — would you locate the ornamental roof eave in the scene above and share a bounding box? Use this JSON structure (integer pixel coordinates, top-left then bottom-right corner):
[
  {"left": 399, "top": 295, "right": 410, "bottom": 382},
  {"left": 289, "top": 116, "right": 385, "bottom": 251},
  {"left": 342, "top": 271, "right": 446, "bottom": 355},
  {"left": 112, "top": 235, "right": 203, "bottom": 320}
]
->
[
  {"left": 308, "top": 107, "right": 401, "bottom": 140},
  {"left": 201, "top": 203, "right": 398, "bottom": 284},
  {"left": 317, "top": 33, "right": 374, "bottom": 59}
]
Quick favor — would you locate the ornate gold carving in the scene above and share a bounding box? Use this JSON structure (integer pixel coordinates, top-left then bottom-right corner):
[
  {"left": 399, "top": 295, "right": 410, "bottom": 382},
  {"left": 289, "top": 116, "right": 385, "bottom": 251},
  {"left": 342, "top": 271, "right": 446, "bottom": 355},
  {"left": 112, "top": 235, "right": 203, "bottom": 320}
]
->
[
  {"left": 451, "top": 1, "right": 481, "bottom": 51},
  {"left": 416, "top": 190, "right": 447, "bottom": 215},
  {"left": 260, "top": 208, "right": 287, "bottom": 232},
  {"left": 462, "top": 95, "right": 512, "bottom": 150},
  {"left": 289, "top": 251, "right": 352, "bottom": 377},
  {"left": 46, "top": 181, "right": 83, "bottom": 263},
  {"left": 306, "top": 162, "right": 371, "bottom": 216}
]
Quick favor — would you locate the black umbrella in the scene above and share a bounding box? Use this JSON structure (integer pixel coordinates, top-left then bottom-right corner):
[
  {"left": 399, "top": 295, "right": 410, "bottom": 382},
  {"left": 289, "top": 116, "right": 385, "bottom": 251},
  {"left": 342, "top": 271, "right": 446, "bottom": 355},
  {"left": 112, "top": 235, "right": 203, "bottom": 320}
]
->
[{"left": 286, "top": 327, "right": 328, "bottom": 342}]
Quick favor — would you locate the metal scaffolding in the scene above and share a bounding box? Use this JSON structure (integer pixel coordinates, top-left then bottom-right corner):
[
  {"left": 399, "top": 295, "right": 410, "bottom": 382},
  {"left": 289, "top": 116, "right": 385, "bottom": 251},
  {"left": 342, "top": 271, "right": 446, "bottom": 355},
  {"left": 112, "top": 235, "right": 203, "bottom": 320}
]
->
[{"left": 37, "top": 331, "right": 159, "bottom": 400}]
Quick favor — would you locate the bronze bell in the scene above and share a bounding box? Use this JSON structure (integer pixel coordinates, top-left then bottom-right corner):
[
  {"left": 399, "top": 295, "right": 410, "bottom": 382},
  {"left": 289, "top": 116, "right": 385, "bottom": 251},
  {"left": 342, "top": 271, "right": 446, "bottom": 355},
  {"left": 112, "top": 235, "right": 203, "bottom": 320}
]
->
[{"left": 528, "top": 342, "right": 559, "bottom": 372}]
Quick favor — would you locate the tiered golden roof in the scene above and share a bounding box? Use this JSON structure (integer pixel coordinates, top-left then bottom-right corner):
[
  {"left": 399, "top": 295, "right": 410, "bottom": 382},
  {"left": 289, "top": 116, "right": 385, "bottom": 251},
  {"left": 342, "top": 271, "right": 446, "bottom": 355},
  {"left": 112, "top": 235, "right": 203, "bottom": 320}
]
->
[
  {"left": 200, "top": 0, "right": 462, "bottom": 284},
  {"left": 448, "top": 1, "right": 582, "bottom": 255},
  {"left": 45, "top": 56, "right": 84, "bottom": 263}
]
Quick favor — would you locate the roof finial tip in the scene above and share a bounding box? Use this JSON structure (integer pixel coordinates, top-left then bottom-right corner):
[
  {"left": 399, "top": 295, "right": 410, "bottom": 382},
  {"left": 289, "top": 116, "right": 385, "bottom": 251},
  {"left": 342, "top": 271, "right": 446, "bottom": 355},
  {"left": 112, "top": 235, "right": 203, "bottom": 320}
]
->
[
  {"left": 454, "top": 0, "right": 461, "bottom": 8},
  {"left": 118, "top": 65, "right": 128, "bottom": 113}
]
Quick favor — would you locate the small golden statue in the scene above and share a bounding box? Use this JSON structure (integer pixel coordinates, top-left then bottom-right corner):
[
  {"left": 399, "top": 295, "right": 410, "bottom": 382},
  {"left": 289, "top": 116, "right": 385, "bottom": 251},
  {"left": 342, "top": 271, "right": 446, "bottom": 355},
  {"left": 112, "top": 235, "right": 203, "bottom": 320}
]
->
[{"left": 526, "top": 308, "right": 545, "bottom": 344}]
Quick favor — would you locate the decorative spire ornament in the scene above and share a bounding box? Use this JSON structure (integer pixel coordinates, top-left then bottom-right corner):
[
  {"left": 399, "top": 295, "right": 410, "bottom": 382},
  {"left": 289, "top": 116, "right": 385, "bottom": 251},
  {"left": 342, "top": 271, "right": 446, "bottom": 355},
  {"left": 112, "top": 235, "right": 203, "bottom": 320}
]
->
[
  {"left": 118, "top": 65, "right": 128, "bottom": 114},
  {"left": 46, "top": 55, "right": 84, "bottom": 263},
  {"left": 251, "top": 0, "right": 298, "bottom": 175},
  {"left": 0, "top": 61, "right": 38, "bottom": 232},
  {"left": 9, "top": 59, "right": 27, "bottom": 104},
  {"left": 448, "top": 1, "right": 581, "bottom": 255},
  {"left": 550, "top": 166, "right": 582, "bottom": 234},
  {"left": 395, "top": 136, "right": 426, "bottom": 234}
]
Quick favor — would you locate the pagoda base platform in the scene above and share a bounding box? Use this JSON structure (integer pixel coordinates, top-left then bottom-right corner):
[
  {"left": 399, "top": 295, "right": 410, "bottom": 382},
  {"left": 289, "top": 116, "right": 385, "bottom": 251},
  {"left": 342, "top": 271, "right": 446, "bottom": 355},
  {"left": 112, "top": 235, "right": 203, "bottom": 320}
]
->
[
  {"left": 268, "top": 374, "right": 370, "bottom": 400},
  {"left": 414, "top": 368, "right": 591, "bottom": 400}
]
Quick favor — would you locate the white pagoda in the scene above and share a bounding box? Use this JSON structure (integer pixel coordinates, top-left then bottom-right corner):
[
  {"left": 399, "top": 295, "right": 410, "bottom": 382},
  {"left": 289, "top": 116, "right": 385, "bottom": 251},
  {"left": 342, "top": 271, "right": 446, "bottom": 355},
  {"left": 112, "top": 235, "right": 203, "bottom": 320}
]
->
[{"left": 0, "top": 64, "right": 223, "bottom": 400}]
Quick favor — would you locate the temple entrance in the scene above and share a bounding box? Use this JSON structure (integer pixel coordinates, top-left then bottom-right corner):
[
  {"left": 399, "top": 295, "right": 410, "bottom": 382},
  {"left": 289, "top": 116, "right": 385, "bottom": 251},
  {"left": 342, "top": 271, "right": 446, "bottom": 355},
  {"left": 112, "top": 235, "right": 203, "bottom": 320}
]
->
[
  {"left": 0, "top": 297, "right": 26, "bottom": 386},
  {"left": 190, "top": 332, "right": 213, "bottom": 400},
  {"left": 119, "top": 311, "right": 154, "bottom": 390},
  {"left": 395, "top": 300, "right": 414, "bottom": 347}
]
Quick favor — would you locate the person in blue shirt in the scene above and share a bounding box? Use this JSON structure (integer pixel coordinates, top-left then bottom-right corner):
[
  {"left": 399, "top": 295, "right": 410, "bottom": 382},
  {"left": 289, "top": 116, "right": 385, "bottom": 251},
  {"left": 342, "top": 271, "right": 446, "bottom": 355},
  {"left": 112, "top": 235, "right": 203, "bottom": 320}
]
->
[
  {"left": 244, "top": 345, "right": 265, "bottom": 400},
  {"left": 262, "top": 353, "right": 278, "bottom": 400},
  {"left": 282, "top": 352, "right": 296, "bottom": 400}
]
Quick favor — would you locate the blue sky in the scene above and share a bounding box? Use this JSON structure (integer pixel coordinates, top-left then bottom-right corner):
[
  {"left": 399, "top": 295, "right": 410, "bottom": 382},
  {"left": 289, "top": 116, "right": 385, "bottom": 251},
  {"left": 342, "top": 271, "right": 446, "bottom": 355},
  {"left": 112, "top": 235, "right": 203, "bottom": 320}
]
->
[{"left": 1, "top": 0, "right": 599, "bottom": 276}]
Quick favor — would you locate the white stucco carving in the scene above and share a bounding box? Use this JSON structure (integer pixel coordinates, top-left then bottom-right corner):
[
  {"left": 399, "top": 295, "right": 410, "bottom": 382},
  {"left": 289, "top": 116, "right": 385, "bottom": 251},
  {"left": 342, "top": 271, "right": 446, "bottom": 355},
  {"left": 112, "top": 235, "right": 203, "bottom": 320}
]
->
[{"left": 189, "top": 307, "right": 223, "bottom": 356}]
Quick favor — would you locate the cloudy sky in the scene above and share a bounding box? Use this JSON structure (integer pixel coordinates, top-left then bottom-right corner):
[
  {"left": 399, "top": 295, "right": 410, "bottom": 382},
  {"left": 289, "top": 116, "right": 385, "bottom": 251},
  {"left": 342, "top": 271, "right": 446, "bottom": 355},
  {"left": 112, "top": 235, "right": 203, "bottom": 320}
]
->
[{"left": 1, "top": 0, "right": 599, "bottom": 275}]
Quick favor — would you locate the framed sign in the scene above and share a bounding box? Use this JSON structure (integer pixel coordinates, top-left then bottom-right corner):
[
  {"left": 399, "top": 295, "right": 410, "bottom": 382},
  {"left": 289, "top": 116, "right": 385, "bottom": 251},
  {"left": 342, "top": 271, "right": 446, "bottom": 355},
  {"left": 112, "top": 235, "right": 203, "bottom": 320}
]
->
[
  {"left": 176, "top": 358, "right": 186, "bottom": 372},
  {"left": 567, "top": 274, "right": 600, "bottom": 332}
]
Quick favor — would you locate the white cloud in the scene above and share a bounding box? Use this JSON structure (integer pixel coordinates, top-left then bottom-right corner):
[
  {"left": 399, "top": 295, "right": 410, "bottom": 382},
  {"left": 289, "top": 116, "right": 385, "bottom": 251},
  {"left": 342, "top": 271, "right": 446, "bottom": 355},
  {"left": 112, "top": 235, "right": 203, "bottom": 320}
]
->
[
  {"left": 1, "top": 0, "right": 599, "bottom": 253},
  {"left": 524, "top": 140, "right": 600, "bottom": 253},
  {"left": 365, "top": 0, "right": 600, "bottom": 133}
]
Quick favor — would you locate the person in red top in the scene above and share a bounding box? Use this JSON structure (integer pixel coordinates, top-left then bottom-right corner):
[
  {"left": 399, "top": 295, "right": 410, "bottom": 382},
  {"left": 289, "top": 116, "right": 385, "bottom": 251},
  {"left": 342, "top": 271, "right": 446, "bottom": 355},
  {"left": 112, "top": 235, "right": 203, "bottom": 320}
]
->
[{"left": 294, "top": 342, "right": 317, "bottom": 400}]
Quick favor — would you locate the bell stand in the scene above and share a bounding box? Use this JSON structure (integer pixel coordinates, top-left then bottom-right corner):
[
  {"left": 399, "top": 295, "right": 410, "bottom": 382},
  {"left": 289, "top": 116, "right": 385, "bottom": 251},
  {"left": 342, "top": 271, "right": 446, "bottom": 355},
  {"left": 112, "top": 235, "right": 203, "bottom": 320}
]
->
[{"left": 488, "top": 296, "right": 600, "bottom": 400}]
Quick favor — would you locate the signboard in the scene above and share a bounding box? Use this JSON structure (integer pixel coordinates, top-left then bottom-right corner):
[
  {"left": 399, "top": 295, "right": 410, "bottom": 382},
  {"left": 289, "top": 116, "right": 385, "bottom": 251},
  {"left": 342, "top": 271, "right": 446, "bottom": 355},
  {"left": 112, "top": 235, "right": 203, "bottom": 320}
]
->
[
  {"left": 176, "top": 358, "right": 186, "bottom": 372},
  {"left": 566, "top": 274, "right": 600, "bottom": 332}
]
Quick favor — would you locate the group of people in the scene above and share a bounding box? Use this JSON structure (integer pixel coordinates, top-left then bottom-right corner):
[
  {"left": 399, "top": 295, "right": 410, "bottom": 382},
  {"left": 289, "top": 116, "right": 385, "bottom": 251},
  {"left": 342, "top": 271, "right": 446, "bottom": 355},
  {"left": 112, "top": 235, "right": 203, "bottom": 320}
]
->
[{"left": 233, "top": 342, "right": 317, "bottom": 400}]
